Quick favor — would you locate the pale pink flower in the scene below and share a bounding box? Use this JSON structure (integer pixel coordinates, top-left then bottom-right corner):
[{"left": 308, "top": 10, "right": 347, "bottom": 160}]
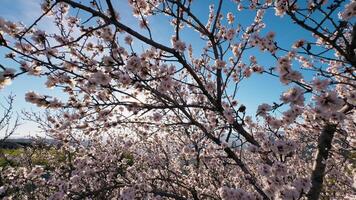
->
[{"left": 226, "top": 12, "right": 235, "bottom": 24}]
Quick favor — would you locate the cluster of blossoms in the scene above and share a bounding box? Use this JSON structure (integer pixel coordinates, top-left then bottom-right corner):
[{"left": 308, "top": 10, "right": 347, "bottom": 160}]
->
[
  {"left": 31, "top": 30, "right": 46, "bottom": 46},
  {"left": 339, "top": 0, "right": 356, "bottom": 20},
  {"left": 128, "top": 0, "right": 159, "bottom": 17},
  {"left": 281, "top": 105, "right": 303, "bottom": 124},
  {"left": 223, "top": 109, "right": 235, "bottom": 124},
  {"left": 276, "top": 56, "right": 303, "bottom": 84},
  {"left": 0, "top": 17, "right": 22, "bottom": 37},
  {"left": 256, "top": 103, "right": 272, "bottom": 117},
  {"left": 171, "top": 36, "right": 186, "bottom": 52},
  {"left": 274, "top": 0, "right": 297, "bottom": 16},
  {"left": 226, "top": 12, "right": 235, "bottom": 24},
  {"left": 311, "top": 78, "right": 330, "bottom": 91},
  {"left": 19, "top": 61, "right": 42, "bottom": 76},
  {"left": 0, "top": 68, "right": 15, "bottom": 89},
  {"left": 280, "top": 87, "right": 305, "bottom": 106},
  {"left": 25, "top": 91, "right": 63, "bottom": 108},
  {"left": 89, "top": 71, "right": 112, "bottom": 85},
  {"left": 218, "top": 186, "right": 256, "bottom": 200},
  {"left": 224, "top": 28, "right": 237, "bottom": 41},
  {"left": 250, "top": 32, "right": 277, "bottom": 53},
  {"left": 215, "top": 59, "right": 227, "bottom": 69},
  {"left": 312, "top": 91, "right": 346, "bottom": 121},
  {"left": 270, "top": 139, "right": 297, "bottom": 155}
]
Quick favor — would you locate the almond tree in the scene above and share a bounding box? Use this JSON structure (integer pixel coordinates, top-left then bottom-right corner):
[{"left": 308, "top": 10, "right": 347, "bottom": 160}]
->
[{"left": 0, "top": 0, "right": 354, "bottom": 199}]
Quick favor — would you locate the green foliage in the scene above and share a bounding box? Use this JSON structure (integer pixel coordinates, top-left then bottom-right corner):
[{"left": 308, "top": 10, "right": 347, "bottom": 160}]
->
[
  {"left": 0, "top": 147, "right": 65, "bottom": 168},
  {"left": 0, "top": 148, "right": 23, "bottom": 167}
]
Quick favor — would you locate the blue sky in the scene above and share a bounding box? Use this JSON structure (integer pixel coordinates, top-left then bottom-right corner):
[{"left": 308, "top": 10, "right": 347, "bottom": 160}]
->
[
  {"left": 0, "top": 0, "right": 329, "bottom": 137},
  {"left": 0, "top": 0, "right": 53, "bottom": 137}
]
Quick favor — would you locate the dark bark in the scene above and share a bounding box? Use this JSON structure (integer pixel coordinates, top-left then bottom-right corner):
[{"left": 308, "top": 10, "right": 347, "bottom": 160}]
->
[
  {"left": 307, "top": 105, "right": 353, "bottom": 200},
  {"left": 307, "top": 123, "right": 336, "bottom": 200}
]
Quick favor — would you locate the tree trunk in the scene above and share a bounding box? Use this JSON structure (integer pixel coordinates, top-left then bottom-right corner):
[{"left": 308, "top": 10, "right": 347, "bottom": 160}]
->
[{"left": 307, "top": 123, "right": 336, "bottom": 200}]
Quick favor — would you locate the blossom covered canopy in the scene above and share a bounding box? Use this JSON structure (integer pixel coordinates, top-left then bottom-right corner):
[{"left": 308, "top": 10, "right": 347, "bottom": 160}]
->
[{"left": 0, "top": 0, "right": 355, "bottom": 200}]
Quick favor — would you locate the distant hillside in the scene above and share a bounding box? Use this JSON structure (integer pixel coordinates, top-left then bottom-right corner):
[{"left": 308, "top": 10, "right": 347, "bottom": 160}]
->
[{"left": 0, "top": 138, "right": 58, "bottom": 149}]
